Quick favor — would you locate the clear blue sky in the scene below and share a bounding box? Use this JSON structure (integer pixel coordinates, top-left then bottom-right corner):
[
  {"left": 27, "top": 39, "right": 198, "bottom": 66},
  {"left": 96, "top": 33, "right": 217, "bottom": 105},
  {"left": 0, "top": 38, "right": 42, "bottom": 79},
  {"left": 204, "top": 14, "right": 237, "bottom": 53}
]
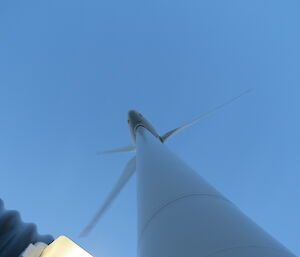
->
[{"left": 0, "top": 0, "right": 299, "bottom": 256}]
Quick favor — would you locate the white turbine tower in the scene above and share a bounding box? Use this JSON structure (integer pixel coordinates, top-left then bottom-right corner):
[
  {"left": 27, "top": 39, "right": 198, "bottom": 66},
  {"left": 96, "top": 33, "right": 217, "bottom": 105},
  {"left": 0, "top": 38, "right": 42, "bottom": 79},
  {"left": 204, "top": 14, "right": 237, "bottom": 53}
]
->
[{"left": 81, "top": 90, "right": 296, "bottom": 257}]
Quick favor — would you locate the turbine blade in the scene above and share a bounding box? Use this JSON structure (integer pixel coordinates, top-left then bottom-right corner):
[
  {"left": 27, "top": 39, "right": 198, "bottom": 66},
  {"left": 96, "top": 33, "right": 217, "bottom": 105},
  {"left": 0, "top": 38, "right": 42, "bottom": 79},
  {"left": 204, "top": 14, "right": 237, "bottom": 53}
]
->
[
  {"left": 80, "top": 156, "right": 136, "bottom": 237},
  {"left": 96, "top": 145, "right": 135, "bottom": 155},
  {"left": 161, "top": 89, "right": 253, "bottom": 142}
]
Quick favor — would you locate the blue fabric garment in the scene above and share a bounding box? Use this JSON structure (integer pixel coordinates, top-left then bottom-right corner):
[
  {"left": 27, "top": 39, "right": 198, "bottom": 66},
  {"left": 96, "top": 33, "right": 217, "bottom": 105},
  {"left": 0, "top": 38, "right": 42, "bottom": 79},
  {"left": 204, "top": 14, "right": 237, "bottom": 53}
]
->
[{"left": 0, "top": 199, "right": 53, "bottom": 257}]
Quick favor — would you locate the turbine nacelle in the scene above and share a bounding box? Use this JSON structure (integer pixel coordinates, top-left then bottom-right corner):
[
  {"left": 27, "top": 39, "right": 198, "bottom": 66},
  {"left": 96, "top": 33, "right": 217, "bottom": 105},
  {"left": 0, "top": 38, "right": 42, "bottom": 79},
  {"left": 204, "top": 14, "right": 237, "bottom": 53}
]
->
[{"left": 127, "top": 110, "right": 161, "bottom": 144}]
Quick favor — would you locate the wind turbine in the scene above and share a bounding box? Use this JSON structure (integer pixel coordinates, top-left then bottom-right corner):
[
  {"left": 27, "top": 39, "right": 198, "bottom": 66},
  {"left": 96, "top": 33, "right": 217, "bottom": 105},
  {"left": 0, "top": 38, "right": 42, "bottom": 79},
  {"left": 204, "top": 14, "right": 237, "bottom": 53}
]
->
[
  {"left": 80, "top": 89, "right": 251, "bottom": 237},
  {"left": 81, "top": 89, "right": 296, "bottom": 257}
]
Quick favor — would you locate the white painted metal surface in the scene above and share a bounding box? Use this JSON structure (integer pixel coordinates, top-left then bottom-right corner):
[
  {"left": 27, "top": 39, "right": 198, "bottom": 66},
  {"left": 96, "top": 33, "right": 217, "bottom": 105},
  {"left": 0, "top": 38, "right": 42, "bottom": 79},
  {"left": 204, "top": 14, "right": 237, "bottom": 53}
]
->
[
  {"left": 21, "top": 243, "right": 47, "bottom": 257},
  {"left": 136, "top": 126, "right": 296, "bottom": 257}
]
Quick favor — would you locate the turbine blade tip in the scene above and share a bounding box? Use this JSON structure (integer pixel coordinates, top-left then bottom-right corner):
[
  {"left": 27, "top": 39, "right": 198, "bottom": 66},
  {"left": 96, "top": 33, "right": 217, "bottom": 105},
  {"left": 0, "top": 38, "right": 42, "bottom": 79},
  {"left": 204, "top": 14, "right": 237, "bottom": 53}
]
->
[{"left": 79, "top": 227, "right": 92, "bottom": 237}]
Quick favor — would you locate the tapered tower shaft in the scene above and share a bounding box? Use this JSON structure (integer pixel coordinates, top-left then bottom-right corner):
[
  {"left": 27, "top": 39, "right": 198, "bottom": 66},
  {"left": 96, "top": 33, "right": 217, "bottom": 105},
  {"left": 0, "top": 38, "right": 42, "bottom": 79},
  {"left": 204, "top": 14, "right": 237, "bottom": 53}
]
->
[{"left": 136, "top": 127, "right": 295, "bottom": 257}]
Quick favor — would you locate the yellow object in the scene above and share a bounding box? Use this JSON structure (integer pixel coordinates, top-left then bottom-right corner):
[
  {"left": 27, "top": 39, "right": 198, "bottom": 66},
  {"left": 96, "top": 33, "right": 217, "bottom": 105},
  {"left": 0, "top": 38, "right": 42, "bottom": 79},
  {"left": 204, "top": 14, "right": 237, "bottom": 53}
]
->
[{"left": 40, "top": 236, "right": 93, "bottom": 257}]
